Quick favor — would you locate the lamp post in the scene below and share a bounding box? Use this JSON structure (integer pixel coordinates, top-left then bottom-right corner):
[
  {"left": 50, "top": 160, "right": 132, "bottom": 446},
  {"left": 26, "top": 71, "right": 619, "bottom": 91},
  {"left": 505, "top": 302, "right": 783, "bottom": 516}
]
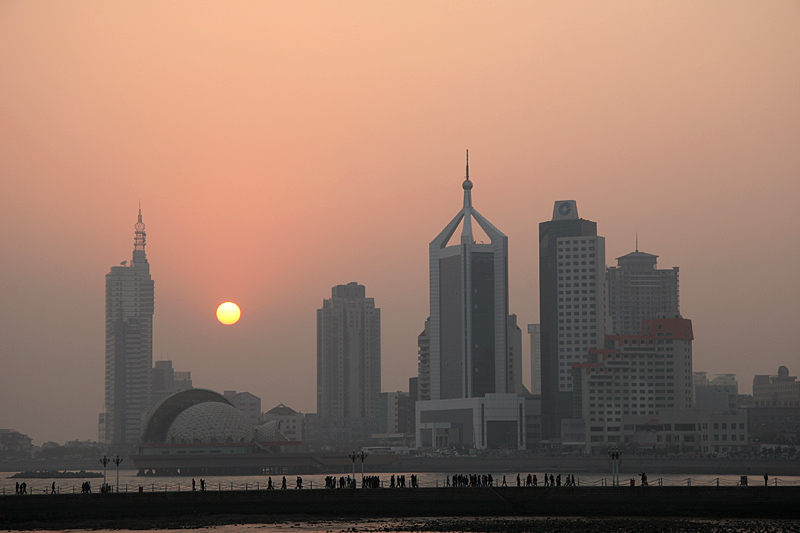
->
[
  {"left": 348, "top": 451, "right": 357, "bottom": 480},
  {"left": 608, "top": 447, "right": 621, "bottom": 486},
  {"left": 357, "top": 450, "right": 368, "bottom": 484},
  {"left": 100, "top": 455, "right": 110, "bottom": 491},
  {"left": 112, "top": 455, "right": 124, "bottom": 493}
]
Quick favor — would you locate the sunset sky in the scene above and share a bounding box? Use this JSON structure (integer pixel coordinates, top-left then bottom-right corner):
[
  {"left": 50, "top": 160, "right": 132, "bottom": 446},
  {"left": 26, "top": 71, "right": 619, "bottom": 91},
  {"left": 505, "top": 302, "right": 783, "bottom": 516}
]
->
[{"left": 1, "top": 1, "right": 798, "bottom": 445}]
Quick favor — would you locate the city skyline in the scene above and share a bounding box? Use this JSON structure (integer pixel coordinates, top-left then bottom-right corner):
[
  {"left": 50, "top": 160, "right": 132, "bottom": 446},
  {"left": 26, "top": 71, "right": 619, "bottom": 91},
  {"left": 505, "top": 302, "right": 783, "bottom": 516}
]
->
[{"left": 1, "top": 2, "right": 798, "bottom": 444}]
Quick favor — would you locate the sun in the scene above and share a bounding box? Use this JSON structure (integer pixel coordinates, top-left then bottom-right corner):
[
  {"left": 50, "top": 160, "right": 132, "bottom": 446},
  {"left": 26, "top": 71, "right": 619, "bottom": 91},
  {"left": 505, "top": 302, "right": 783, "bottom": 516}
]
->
[{"left": 216, "top": 302, "right": 241, "bottom": 325}]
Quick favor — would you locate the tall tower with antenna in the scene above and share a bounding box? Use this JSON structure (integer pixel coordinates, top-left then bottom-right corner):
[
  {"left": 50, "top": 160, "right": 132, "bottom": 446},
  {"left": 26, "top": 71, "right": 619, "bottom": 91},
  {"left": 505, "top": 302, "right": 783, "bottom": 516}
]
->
[
  {"left": 101, "top": 207, "right": 155, "bottom": 446},
  {"left": 428, "top": 151, "right": 511, "bottom": 399},
  {"left": 416, "top": 153, "right": 525, "bottom": 451}
]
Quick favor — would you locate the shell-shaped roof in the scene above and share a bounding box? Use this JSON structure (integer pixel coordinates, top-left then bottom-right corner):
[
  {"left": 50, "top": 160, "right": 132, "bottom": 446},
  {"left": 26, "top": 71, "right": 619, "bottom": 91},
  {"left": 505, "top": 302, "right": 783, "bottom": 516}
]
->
[
  {"left": 166, "top": 402, "right": 253, "bottom": 445},
  {"left": 255, "top": 420, "right": 288, "bottom": 442}
]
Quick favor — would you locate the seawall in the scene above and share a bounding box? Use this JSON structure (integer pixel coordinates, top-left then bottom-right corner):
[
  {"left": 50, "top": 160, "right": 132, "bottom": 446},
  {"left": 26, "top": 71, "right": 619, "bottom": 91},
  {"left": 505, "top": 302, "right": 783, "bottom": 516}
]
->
[{"left": 2, "top": 486, "right": 799, "bottom": 527}]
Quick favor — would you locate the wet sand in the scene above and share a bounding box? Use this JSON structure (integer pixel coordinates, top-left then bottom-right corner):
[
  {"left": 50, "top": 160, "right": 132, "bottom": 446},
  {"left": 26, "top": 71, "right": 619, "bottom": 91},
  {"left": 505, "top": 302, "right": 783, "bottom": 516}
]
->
[{"left": 3, "top": 516, "right": 800, "bottom": 532}]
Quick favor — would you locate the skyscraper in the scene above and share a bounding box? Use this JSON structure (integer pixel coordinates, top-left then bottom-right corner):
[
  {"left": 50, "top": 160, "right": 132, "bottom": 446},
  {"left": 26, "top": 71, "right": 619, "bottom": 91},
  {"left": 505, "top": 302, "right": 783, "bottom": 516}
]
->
[
  {"left": 316, "top": 282, "right": 381, "bottom": 423},
  {"left": 428, "top": 153, "right": 510, "bottom": 400},
  {"left": 102, "top": 208, "right": 155, "bottom": 446},
  {"left": 606, "top": 248, "right": 679, "bottom": 335},
  {"left": 416, "top": 154, "right": 525, "bottom": 450},
  {"left": 539, "top": 200, "right": 608, "bottom": 441}
]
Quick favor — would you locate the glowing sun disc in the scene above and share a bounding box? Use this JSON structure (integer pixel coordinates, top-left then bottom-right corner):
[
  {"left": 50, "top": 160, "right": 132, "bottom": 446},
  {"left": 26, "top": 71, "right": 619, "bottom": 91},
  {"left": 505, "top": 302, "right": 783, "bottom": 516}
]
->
[{"left": 216, "top": 302, "right": 241, "bottom": 325}]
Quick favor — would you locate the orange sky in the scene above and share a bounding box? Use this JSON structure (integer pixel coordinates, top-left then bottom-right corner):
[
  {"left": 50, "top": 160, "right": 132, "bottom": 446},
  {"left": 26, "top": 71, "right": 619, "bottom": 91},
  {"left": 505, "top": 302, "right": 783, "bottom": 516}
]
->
[{"left": 1, "top": 1, "right": 798, "bottom": 444}]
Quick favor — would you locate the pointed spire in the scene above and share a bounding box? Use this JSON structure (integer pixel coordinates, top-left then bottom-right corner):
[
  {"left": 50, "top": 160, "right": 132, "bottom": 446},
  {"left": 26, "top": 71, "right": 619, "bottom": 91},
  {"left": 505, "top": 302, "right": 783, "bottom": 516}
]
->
[
  {"left": 134, "top": 204, "right": 146, "bottom": 252},
  {"left": 635, "top": 231, "right": 639, "bottom": 252},
  {"left": 461, "top": 149, "right": 474, "bottom": 242},
  {"left": 462, "top": 149, "right": 473, "bottom": 209}
]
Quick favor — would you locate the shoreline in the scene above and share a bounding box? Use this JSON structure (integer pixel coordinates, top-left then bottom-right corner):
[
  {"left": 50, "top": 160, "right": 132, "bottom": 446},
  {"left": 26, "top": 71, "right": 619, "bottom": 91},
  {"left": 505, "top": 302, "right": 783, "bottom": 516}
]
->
[
  {"left": 2, "top": 486, "right": 799, "bottom": 530},
  {"left": 3, "top": 516, "right": 800, "bottom": 533}
]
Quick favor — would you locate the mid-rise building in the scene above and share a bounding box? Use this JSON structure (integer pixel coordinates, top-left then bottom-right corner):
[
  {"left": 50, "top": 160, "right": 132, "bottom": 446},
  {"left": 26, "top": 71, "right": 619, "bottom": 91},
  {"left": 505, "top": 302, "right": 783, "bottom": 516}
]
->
[
  {"left": 378, "top": 391, "right": 411, "bottom": 435},
  {"left": 693, "top": 372, "right": 738, "bottom": 411},
  {"left": 572, "top": 317, "right": 694, "bottom": 452},
  {"left": 539, "top": 200, "right": 608, "bottom": 441},
  {"left": 606, "top": 249, "right": 679, "bottom": 335},
  {"left": 528, "top": 324, "right": 541, "bottom": 395},
  {"left": 621, "top": 410, "right": 748, "bottom": 455},
  {"left": 261, "top": 403, "right": 304, "bottom": 442},
  {"left": 152, "top": 360, "right": 192, "bottom": 407},
  {"left": 316, "top": 282, "right": 381, "bottom": 435},
  {"left": 416, "top": 154, "right": 524, "bottom": 450},
  {"left": 507, "top": 315, "right": 526, "bottom": 395},
  {"left": 102, "top": 208, "right": 155, "bottom": 446},
  {"left": 224, "top": 391, "right": 262, "bottom": 424},
  {"left": 753, "top": 366, "right": 800, "bottom": 407},
  {"left": 417, "top": 318, "right": 431, "bottom": 402}
]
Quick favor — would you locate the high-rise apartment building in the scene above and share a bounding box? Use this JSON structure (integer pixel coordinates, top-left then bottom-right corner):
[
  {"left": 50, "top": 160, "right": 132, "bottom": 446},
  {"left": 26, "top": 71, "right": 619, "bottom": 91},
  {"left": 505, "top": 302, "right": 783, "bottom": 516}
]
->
[
  {"left": 607, "top": 249, "right": 679, "bottom": 335},
  {"left": 316, "top": 282, "right": 381, "bottom": 421},
  {"left": 416, "top": 155, "right": 525, "bottom": 450},
  {"left": 539, "top": 200, "right": 608, "bottom": 441},
  {"left": 102, "top": 208, "right": 155, "bottom": 446}
]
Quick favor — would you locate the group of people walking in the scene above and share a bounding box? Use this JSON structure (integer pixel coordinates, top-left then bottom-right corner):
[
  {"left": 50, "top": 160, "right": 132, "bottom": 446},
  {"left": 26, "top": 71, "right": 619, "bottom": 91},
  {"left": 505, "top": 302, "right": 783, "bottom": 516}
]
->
[{"left": 190, "top": 478, "right": 206, "bottom": 491}]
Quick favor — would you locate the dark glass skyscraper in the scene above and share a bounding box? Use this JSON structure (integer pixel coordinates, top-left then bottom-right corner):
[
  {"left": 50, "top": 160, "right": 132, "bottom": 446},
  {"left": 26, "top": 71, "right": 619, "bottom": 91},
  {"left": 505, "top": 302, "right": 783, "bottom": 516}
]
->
[
  {"left": 428, "top": 153, "right": 511, "bottom": 400},
  {"left": 539, "top": 200, "right": 607, "bottom": 441}
]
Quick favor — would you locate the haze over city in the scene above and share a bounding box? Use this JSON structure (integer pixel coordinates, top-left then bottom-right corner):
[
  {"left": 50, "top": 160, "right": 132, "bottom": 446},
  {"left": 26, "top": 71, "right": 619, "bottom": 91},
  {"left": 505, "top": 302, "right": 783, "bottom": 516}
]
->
[{"left": 1, "top": 1, "right": 798, "bottom": 445}]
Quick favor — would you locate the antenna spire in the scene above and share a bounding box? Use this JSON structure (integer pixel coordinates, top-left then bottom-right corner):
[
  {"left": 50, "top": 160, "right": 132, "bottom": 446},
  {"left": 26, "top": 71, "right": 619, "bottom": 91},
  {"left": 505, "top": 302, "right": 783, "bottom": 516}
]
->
[
  {"left": 461, "top": 149, "right": 473, "bottom": 208},
  {"left": 134, "top": 204, "right": 146, "bottom": 252},
  {"left": 635, "top": 231, "right": 639, "bottom": 252}
]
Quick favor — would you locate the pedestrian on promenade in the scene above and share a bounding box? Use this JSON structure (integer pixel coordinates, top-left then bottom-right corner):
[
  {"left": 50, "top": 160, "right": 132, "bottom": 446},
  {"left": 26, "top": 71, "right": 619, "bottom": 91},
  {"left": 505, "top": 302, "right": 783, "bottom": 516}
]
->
[
  {"left": 556, "top": 474, "right": 561, "bottom": 487},
  {"left": 764, "top": 473, "right": 769, "bottom": 486},
  {"left": 15, "top": 482, "right": 19, "bottom": 495},
  {"left": 544, "top": 473, "right": 549, "bottom": 487},
  {"left": 640, "top": 472, "right": 648, "bottom": 486},
  {"left": 502, "top": 475, "right": 507, "bottom": 486},
  {"left": 51, "top": 482, "right": 56, "bottom": 494},
  {"left": 516, "top": 473, "right": 520, "bottom": 487},
  {"left": 281, "top": 476, "right": 287, "bottom": 489},
  {"left": 268, "top": 476, "right": 273, "bottom": 489},
  {"left": 201, "top": 479, "right": 205, "bottom": 491},
  {"left": 533, "top": 474, "right": 538, "bottom": 486},
  {"left": 192, "top": 478, "right": 196, "bottom": 491},
  {"left": 296, "top": 476, "right": 303, "bottom": 489},
  {"left": 550, "top": 474, "right": 555, "bottom": 486}
]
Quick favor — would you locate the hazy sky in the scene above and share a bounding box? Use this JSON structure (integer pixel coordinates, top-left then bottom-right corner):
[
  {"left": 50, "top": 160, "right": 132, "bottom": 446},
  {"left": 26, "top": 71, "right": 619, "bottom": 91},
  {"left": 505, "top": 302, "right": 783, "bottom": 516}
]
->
[{"left": 1, "top": 1, "right": 798, "bottom": 445}]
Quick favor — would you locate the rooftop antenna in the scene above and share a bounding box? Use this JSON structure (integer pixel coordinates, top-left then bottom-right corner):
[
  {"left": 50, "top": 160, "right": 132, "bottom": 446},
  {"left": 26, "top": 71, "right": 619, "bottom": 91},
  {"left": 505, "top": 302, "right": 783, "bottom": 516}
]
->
[{"left": 635, "top": 231, "right": 639, "bottom": 252}]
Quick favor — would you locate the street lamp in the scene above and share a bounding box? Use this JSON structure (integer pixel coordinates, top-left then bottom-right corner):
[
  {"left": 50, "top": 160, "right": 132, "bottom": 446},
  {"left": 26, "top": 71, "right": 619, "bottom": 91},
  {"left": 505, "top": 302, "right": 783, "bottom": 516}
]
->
[
  {"left": 357, "top": 450, "right": 367, "bottom": 484},
  {"left": 100, "top": 455, "right": 110, "bottom": 491},
  {"left": 348, "top": 451, "right": 357, "bottom": 480},
  {"left": 348, "top": 450, "right": 368, "bottom": 487},
  {"left": 113, "top": 455, "right": 124, "bottom": 493},
  {"left": 608, "top": 447, "right": 621, "bottom": 486}
]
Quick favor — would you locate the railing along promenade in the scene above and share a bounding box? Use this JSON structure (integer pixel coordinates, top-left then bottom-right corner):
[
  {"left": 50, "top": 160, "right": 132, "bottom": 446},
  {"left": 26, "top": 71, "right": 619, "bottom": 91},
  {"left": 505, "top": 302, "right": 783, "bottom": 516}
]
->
[{"left": 3, "top": 474, "right": 799, "bottom": 495}]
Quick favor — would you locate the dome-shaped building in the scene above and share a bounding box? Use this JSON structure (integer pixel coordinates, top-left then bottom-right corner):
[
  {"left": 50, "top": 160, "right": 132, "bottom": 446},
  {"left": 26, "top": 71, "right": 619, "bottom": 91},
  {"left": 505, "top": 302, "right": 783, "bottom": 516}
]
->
[
  {"left": 166, "top": 402, "right": 254, "bottom": 445},
  {"left": 134, "top": 389, "right": 292, "bottom": 476}
]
